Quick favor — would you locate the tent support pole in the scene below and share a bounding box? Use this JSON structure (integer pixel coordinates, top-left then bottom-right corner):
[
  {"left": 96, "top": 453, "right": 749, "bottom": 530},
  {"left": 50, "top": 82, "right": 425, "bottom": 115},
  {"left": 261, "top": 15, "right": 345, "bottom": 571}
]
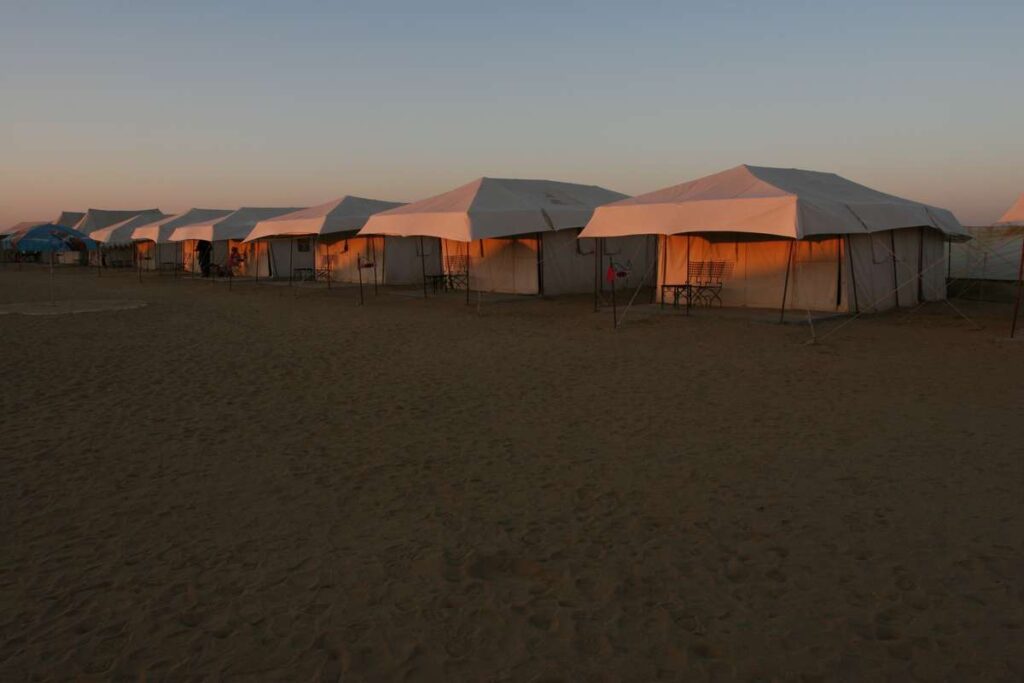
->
[
  {"left": 779, "top": 240, "right": 795, "bottom": 324},
  {"left": 326, "top": 242, "right": 331, "bottom": 290},
  {"left": 846, "top": 235, "right": 859, "bottom": 313},
  {"left": 593, "top": 236, "right": 600, "bottom": 312},
  {"left": 890, "top": 231, "right": 900, "bottom": 309},
  {"left": 371, "top": 238, "right": 379, "bottom": 295},
  {"left": 137, "top": 243, "right": 142, "bottom": 284},
  {"left": 536, "top": 233, "right": 544, "bottom": 296},
  {"left": 1010, "top": 239, "right": 1024, "bottom": 338},
  {"left": 465, "top": 240, "right": 471, "bottom": 305},
  {"left": 420, "top": 236, "right": 427, "bottom": 299},
  {"left": 660, "top": 235, "right": 668, "bottom": 310},
  {"left": 288, "top": 238, "right": 294, "bottom": 286},
  {"left": 835, "top": 237, "right": 842, "bottom": 309},
  {"left": 686, "top": 235, "right": 692, "bottom": 316},
  {"left": 609, "top": 254, "right": 617, "bottom": 328},
  {"left": 49, "top": 251, "right": 55, "bottom": 306},
  {"left": 357, "top": 253, "right": 364, "bottom": 305},
  {"left": 917, "top": 227, "right": 924, "bottom": 303}
]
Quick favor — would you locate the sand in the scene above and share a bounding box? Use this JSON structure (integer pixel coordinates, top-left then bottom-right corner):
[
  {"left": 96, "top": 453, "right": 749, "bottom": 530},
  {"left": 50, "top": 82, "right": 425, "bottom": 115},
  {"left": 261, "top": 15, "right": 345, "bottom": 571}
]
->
[{"left": 1, "top": 265, "right": 1021, "bottom": 681}]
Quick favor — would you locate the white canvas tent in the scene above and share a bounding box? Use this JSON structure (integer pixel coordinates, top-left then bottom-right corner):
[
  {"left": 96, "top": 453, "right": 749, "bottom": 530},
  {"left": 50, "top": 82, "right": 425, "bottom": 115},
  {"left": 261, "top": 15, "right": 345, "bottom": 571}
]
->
[
  {"left": 91, "top": 212, "right": 172, "bottom": 271},
  {"left": 169, "top": 207, "right": 302, "bottom": 276},
  {"left": 950, "top": 194, "right": 1024, "bottom": 282},
  {"left": 581, "top": 165, "right": 968, "bottom": 315},
  {"left": 73, "top": 208, "right": 165, "bottom": 268},
  {"left": 131, "top": 209, "right": 233, "bottom": 272},
  {"left": 360, "top": 177, "right": 650, "bottom": 295},
  {"left": 53, "top": 211, "right": 85, "bottom": 229},
  {"left": 243, "top": 195, "right": 423, "bottom": 284}
]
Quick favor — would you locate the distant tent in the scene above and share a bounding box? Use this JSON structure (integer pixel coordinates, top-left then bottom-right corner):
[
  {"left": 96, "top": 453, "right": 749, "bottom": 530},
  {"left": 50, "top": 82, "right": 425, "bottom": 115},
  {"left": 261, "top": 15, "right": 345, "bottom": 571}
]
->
[
  {"left": 53, "top": 211, "right": 85, "bottom": 229},
  {"left": 132, "top": 209, "right": 233, "bottom": 272},
  {"left": 244, "top": 195, "right": 423, "bottom": 284},
  {"left": 75, "top": 208, "right": 164, "bottom": 236},
  {"left": 168, "top": 207, "right": 302, "bottom": 276},
  {"left": 91, "top": 212, "right": 171, "bottom": 246},
  {"left": 360, "top": 177, "right": 650, "bottom": 296},
  {"left": 581, "top": 165, "right": 967, "bottom": 316}
]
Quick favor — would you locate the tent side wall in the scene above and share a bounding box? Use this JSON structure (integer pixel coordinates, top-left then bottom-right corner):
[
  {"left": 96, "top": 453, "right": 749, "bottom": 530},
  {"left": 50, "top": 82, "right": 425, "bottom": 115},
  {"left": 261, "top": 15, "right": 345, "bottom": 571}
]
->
[
  {"left": 593, "top": 234, "right": 659, "bottom": 296},
  {"left": 136, "top": 242, "right": 185, "bottom": 271},
  {"left": 384, "top": 236, "right": 439, "bottom": 285},
  {"left": 316, "top": 236, "right": 384, "bottom": 285},
  {"left": 659, "top": 235, "right": 849, "bottom": 312},
  {"left": 445, "top": 237, "right": 540, "bottom": 295},
  {"left": 265, "top": 237, "right": 316, "bottom": 279},
  {"left": 656, "top": 227, "right": 947, "bottom": 313}
]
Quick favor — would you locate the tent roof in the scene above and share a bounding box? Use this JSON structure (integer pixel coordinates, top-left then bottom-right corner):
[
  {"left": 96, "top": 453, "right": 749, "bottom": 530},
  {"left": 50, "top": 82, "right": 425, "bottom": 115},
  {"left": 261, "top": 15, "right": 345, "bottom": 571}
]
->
[
  {"left": 359, "top": 177, "right": 628, "bottom": 241},
  {"left": 131, "top": 209, "right": 233, "bottom": 243},
  {"left": 75, "top": 208, "right": 164, "bottom": 236},
  {"left": 244, "top": 195, "right": 404, "bottom": 242},
  {"left": 996, "top": 194, "right": 1024, "bottom": 226},
  {"left": 91, "top": 212, "right": 172, "bottom": 245},
  {"left": 54, "top": 211, "right": 85, "bottom": 228},
  {"left": 580, "top": 165, "right": 967, "bottom": 241},
  {"left": 168, "top": 207, "right": 304, "bottom": 242}
]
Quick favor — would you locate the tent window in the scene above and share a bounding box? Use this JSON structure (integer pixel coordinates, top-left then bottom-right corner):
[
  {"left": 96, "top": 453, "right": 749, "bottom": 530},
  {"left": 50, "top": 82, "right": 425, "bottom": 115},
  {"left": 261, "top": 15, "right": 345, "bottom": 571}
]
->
[
  {"left": 296, "top": 238, "right": 311, "bottom": 253},
  {"left": 576, "top": 237, "right": 595, "bottom": 255}
]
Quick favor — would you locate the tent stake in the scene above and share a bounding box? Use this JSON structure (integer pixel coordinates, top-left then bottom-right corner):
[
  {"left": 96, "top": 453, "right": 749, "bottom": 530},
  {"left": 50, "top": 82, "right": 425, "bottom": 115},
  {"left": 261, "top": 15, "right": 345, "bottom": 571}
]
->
[
  {"left": 1010, "top": 239, "right": 1024, "bottom": 338},
  {"left": 779, "top": 240, "right": 795, "bottom": 323}
]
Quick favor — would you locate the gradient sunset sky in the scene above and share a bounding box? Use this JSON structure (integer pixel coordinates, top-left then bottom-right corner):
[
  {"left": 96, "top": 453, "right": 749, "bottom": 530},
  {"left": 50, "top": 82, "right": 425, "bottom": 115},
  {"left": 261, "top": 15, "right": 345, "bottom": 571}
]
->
[{"left": 2, "top": 0, "right": 1022, "bottom": 227}]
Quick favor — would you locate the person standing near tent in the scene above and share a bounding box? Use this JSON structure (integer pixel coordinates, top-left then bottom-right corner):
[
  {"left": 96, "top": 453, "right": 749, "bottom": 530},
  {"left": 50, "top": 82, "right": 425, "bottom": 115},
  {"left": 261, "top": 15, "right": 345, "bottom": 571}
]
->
[
  {"left": 227, "top": 246, "right": 243, "bottom": 276},
  {"left": 198, "top": 240, "right": 211, "bottom": 277}
]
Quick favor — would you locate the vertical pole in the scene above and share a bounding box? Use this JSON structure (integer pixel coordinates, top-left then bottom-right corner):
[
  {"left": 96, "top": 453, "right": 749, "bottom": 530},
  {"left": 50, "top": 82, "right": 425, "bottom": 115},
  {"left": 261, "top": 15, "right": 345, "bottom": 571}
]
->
[
  {"left": 917, "top": 227, "right": 924, "bottom": 303},
  {"left": 357, "top": 253, "right": 364, "bottom": 305},
  {"left": 779, "top": 240, "right": 795, "bottom": 324},
  {"left": 609, "top": 255, "right": 618, "bottom": 328},
  {"left": 371, "top": 238, "right": 379, "bottom": 295},
  {"left": 536, "top": 233, "right": 544, "bottom": 296},
  {"left": 835, "top": 237, "right": 842, "bottom": 309},
  {"left": 97, "top": 246, "right": 102, "bottom": 277},
  {"left": 137, "top": 243, "right": 142, "bottom": 283},
  {"left": 593, "top": 236, "right": 600, "bottom": 312},
  {"left": 846, "top": 235, "right": 859, "bottom": 314},
  {"left": 1010, "top": 239, "right": 1024, "bottom": 339},
  {"left": 465, "top": 240, "right": 471, "bottom": 305},
  {"left": 947, "top": 239, "right": 952, "bottom": 279},
  {"left": 191, "top": 242, "right": 196, "bottom": 279},
  {"left": 326, "top": 242, "right": 331, "bottom": 290},
  {"left": 660, "top": 235, "right": 668, "bottom": 310},
  {"left": 419, "top": 236, "right": 428, "bottom": 299},
  {"left": 890, "top": 231, "right": 900, "bottom": 309},
  {"left": 288, "top": 238, "right": 294, "bottom": 286},
  {"left": 685, "top": 235, "right": 692, "bottom": 316},
  {"left": 255, "top": 242, "right": 260, "bottom": 282},
  {"left": 49, "top": 251, "right": 55, "bottom": 305}
]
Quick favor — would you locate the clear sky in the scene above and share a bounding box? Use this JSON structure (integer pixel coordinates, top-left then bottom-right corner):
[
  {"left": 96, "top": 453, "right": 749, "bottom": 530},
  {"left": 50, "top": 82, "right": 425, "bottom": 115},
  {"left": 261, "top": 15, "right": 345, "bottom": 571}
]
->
[{"left": 1, "top": 0, "right": 1021, "bottom": 227}]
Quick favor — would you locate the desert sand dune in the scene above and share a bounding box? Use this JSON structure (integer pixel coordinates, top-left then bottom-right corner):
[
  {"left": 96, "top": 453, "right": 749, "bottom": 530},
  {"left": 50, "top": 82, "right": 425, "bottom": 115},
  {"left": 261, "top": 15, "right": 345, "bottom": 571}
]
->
[{"left": 1, "top": 266, "right": 1021, "bottom": 680}]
